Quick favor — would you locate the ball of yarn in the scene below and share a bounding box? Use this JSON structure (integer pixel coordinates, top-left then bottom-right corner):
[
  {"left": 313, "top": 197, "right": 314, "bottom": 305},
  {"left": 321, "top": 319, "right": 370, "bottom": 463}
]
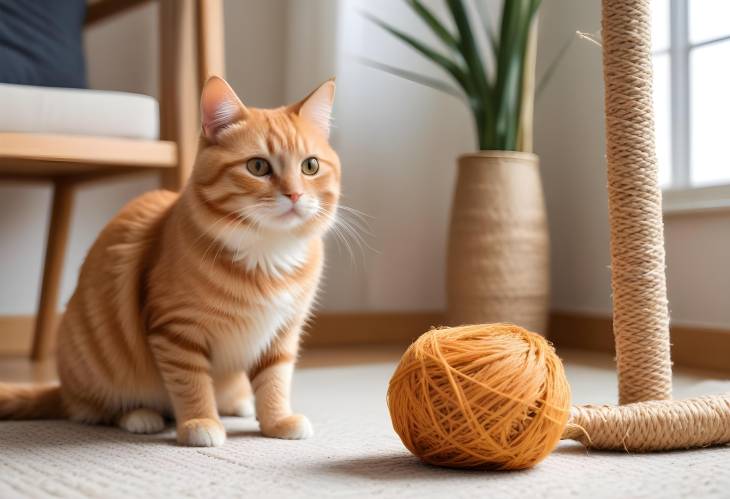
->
[{"left": 387, "top": 323, "right": 571, "bottom": 470}]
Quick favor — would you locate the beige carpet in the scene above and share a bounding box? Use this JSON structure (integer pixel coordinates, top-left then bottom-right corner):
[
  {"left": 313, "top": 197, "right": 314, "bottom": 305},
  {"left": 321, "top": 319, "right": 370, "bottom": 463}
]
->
[{"left": 1, "top": 351, "right": 729, "bottom": 498}]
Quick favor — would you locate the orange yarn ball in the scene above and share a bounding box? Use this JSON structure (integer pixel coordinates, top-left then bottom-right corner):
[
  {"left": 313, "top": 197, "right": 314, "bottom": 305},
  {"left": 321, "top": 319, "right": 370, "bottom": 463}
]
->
[{"left": 387, "top": 323, "right": 571, "bottom": 470}]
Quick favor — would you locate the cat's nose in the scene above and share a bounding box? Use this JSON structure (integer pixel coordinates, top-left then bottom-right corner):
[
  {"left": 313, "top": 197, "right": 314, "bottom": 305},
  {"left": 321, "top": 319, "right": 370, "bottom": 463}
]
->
[{"left": 286, "top": 193, "right": 302, "bottom": 204}]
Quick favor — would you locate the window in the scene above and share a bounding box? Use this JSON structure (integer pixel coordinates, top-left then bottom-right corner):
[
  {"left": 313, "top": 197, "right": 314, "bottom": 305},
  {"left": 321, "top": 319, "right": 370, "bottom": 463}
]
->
[{"left": 652, "top": 0, "right": 730, "bottom": 208}]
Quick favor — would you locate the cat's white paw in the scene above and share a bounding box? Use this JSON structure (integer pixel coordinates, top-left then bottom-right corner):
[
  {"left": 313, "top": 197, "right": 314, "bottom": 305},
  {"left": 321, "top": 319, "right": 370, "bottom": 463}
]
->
[
  {"left": 261, "top": 414, "right": 313, "bottom": 440},
  {"left": 178, "top": 418, "right": 226, "bottom": 447},
  {"left": 118, "top": 409, "right": 165, "bottom": 434},
  {"left": 229, "top": 398, "right": 255, "bottom": 418}
]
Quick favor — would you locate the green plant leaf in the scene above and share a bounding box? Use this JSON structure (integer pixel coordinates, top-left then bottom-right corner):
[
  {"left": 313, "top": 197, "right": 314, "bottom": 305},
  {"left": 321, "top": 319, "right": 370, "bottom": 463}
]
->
[
  {"left": 357, "top": 56, "right": 464, "bottom": 99},
  {"left": 363, "top": 12, "right": 473, "bottom": 96},
  {"left": 445, "top": 0, "right": 493, "bottom": 144},
  {"left": 363, "top": 1, "right": 542, "bottom": 151},
  {"left": 405, "top": 0, "right": 459, "bottom": 52},
  {"left": 494, "top": 0, "right": 539, "bottom": 150},
  {"left": 474, "top": 0, "right": 498, "bottom": 55}
]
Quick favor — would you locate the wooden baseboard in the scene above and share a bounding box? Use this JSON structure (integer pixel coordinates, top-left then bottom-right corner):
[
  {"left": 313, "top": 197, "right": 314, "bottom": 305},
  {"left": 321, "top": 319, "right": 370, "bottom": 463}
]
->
[
  {"left": 550, "top": 311, "right": 730, "bottom": 374},
  {"left": 2, "top": 311, "right": 728, "bottom": 374},
  {"left": 0, "top": 315, "right": 37, "bottom": 355},
  {"left": 548, "top": 311, "right": 616, "bottom": 352},
  {"left": 0, "top": 311, "right": 446, "bottom": 355},
  {"left": 304, "top": 311, "right": 445, "bottom": 347}
]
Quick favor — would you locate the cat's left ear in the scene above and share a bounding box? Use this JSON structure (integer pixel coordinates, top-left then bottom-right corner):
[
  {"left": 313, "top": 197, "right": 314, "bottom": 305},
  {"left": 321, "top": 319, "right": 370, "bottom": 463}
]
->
[
  {"left": 200, "top": 76, "right": 247, "bottom": 143},
  {"left": 292, "top": 78, "right": 336, "bottom": 138}
]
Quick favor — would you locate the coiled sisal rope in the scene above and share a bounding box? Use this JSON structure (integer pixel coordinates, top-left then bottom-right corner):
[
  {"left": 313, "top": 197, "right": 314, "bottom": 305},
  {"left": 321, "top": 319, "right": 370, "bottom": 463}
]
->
[{"left": 561, "top": 0, "right": 730, "bottom": 451}]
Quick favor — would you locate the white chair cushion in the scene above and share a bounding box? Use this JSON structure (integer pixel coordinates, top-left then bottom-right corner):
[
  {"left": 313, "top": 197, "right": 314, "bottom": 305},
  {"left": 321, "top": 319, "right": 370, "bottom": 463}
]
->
[{"left": 0, "top": 83, "right": 159, "bottom": 140}]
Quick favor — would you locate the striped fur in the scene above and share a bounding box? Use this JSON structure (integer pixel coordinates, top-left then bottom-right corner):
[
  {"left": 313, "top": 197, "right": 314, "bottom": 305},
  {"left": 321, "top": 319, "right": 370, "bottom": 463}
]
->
[{"left": 0, "top": 77, "right": 339, "bottom": 446}]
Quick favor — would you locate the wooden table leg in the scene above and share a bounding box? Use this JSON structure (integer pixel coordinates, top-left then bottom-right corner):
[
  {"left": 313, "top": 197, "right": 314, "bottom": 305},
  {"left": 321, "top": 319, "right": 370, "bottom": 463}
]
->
[{"left": 31, "top": 180, "right": 74, "bottom": 361}]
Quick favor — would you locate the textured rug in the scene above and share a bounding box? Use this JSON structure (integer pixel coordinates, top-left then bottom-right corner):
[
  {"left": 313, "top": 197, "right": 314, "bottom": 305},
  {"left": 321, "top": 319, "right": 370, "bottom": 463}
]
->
[{"left": 1, "top": 354, "right": 729, "bottom": 499}]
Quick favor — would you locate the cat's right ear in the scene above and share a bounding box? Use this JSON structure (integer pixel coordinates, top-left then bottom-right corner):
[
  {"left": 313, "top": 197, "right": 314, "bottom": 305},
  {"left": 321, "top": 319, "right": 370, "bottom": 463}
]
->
[{"left": 200, "top": 76, "right": 247, "bottom": 143}]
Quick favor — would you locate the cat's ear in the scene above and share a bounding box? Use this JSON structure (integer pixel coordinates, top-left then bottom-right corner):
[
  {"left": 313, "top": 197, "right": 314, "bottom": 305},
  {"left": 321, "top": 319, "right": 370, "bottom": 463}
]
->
[
  {"left": 200, "top": 76, "right": 247, "bottom": 142},
  {"left": 292, "top": 78, "right": 336, "bottom": 138}
]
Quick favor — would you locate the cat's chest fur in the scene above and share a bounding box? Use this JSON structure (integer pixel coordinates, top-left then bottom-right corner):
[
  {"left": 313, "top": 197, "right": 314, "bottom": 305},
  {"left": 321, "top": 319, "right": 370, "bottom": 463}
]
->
[
  {"left": 207, "top": 232, "right": 316, "bottom": 373},
  {"left": 210, "top": 289, "right": 301, "bottom": 373}
]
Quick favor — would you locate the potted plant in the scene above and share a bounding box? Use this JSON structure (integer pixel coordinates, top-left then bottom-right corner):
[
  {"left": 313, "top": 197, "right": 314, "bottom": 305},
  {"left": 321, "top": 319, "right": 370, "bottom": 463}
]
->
[{"left": 367, "top": 0, "right": 549, "bottom": 333}]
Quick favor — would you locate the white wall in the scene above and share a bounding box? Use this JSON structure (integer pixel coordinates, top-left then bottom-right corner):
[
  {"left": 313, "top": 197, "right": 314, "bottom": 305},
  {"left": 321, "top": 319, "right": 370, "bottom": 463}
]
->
[
  {"left": 2, "top": 0, "right": 728, "bottom": 330},
  {"left": 535, "top": 0, "right": 612, "bottom": 315}
]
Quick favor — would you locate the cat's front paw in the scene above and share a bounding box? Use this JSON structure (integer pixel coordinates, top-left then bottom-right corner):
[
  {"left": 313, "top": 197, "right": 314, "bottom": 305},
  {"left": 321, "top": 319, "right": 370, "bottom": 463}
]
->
[
  {"left": 118, "top": 408, "right": 165, "bottom": 434},
  {"left": 260, "top": 414, "right": 313, "bottom": 440},
  {"left": 219, "top": 397, "right": 255, "bottom": 418},
  {"left": 177, "top": 418, "right": 226, "bottom": 447}
]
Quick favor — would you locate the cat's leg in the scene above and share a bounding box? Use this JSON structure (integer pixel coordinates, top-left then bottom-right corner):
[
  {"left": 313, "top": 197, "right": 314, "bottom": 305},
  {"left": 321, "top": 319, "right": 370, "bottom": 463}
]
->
[
  {"left": 148, "top": 330, "right": 225, "bottom": 447},
  {"left": 216, "top": 372, "right": 255, "bottom": 418},
  {"left": 249, "top": 324, "right": 312, "bottom": 440},
  {"left": 118, "top": 408, "right": 165, "bottom": 434},
  {"left": 58, "top": 364, "right": 115, "bottom": 425}
]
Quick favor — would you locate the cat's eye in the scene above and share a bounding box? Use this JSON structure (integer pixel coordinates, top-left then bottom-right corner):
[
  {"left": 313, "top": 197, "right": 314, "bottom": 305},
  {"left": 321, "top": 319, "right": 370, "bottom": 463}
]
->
[
  {"left": 301, "top": 157, "right": 319, "bottom": 176},
  {"left": 246, "top": 158, "right": 271, "bottom": 177}
]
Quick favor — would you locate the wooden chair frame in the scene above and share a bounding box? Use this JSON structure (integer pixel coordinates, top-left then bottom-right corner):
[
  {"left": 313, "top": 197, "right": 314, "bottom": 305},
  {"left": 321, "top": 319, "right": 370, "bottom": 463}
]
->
[{"left": 0, "top": 0, "right": 225, "bottom": 360}]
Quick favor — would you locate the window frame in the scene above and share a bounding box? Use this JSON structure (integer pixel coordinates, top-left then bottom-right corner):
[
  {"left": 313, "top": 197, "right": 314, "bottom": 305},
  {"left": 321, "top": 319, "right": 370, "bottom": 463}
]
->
[{"left": 656, "top": 0, "right": 730, "bottom": 214}]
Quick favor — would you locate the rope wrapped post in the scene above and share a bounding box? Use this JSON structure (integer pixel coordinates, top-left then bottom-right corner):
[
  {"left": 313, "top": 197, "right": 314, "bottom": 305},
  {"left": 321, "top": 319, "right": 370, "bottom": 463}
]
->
[
  {"left": 564, "top": 396, "right": 730, "bottom": 451},
  {"left": 560, "top": 0, "right": 730, "bottom": 452},
  {"left": 602, "top": 0, "right": 672, "bottom": 404}
]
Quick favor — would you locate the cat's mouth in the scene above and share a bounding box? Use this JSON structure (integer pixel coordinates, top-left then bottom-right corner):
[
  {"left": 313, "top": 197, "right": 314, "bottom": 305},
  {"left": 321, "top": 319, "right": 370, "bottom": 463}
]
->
[{"left": 278, "top": 207, "right": 300, "bottom": 219}]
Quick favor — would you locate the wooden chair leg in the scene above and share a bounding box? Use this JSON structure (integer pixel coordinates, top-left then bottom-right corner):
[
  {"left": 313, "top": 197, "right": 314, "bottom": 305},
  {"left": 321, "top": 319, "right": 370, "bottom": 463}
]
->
[
  {"left": 196, "top": 0, "right": 225, "bottom": 83},
  {"left": 159, "top": 0, "right": 199, "bottom": 191},
  {"left": 31, "top": 180, "right": 75, "bottom": 361}
]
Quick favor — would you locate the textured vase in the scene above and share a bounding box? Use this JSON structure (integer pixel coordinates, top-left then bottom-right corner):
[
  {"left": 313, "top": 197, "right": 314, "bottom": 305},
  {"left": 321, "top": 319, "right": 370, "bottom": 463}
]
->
[{"left": 446, "top": 151, "right": 549, "bottom": 334}]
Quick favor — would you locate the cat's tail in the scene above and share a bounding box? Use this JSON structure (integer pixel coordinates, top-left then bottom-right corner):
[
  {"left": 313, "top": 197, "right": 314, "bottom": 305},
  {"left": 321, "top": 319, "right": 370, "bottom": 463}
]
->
[{"left": 0, "top": 383, "right": 65, "bottom": 419}]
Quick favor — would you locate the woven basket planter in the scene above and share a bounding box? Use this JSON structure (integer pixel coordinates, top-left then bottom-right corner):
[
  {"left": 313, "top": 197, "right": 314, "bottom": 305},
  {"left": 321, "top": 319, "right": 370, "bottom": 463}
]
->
[{"left": 446, "top": 151, "right": 549, "bottom": 334}]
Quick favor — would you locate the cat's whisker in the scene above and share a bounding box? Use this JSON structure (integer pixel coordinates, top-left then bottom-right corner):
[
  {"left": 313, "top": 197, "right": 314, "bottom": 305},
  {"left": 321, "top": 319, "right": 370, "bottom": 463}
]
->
[
  {"left": 200, "top": 202, "right": 269, "bottom": 266},
  {"left": 325, "top": 203, "right": 379, "bottom": 254},
  {"left": 312, "top": 208, "right": 354, "bottom": 262},
  {"left": 203, "top": 216, "right": 241, "bottom": 267},
  {"left": 339, "top": 217, "right": 373, "bottom": 250},
  {"left": 338, "top": 213, "right": 375, "bottom": 238},
  {"left": 322, "top": 202, "right": 375, "bottom": 237},
  {"left": 315, "top": 206, "right": 377, "bottom": 264},
  {"left": 196, "top": 199, "right": 274, "bottom": 266},
  {"left": 199, "top": 215, "right": 240, "bottom": 267},
  {"left": 328, "top": 221, "right": 356, "bottom": 263},
  {"left": 333, "top": 216, "right": 373, "bottom": 260},
  {"left": 335, "top": 204, "right": 375, "bottom": 220}
]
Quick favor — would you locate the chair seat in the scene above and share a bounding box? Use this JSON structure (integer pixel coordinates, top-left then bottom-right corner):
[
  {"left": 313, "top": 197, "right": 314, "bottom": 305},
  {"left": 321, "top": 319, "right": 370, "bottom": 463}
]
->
[{"left": 0, "top": 83, "right": 159, "bottom": 140}]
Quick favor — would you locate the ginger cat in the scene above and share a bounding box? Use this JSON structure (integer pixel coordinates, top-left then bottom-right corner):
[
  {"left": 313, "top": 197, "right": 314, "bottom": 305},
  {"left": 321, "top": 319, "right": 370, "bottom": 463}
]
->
[{"left": 0, "top": 76, "right": 340, "bottom": 447}]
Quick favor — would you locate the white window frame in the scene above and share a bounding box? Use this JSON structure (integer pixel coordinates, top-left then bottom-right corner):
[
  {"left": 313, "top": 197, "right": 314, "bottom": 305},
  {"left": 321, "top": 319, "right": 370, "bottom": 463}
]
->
[{"left": 658, "top": 0, "right": 730, "bottom": 214}]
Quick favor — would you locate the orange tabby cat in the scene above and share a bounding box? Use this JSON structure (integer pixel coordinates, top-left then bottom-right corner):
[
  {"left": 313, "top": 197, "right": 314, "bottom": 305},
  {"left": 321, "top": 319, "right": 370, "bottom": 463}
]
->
[{"left": 0, "top": 76, "right": 340, "bottom": 447}]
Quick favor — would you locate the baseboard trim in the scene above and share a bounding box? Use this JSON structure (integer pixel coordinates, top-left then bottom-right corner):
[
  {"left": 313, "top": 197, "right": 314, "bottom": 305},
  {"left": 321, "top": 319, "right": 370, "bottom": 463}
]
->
[
  {"left": 304, "top": 311, "right": 446, "bottom": 347},
  {"left": 2, "top": 311, "right": 728, "bottom": 374},
  {"left": 550, "top": 311, "right": 730, "bottom": 374},
  {"left": 0, "top": 314, "right": 37, "bottom": 355},
  {"left": 0, "top": 311, "right": 446, "bottom": 354}
]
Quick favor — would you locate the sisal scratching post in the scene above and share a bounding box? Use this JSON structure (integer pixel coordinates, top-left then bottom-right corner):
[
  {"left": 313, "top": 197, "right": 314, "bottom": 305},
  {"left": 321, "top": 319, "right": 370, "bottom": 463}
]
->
[
  {"left": 602, "top": 0, "right": 672, "bottom": 405},
  {"left": 561, "top": 0, "right": 730, "bottom": 451},
  {"left": 564, "top": 396, "right": 730, "bottom": 451}
]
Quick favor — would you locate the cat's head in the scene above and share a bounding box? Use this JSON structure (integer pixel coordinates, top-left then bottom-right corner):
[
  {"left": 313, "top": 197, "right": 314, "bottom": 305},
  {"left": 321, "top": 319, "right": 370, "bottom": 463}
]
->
[{"left": 189, "top": 76, "right": 340, "bottom": 239}]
